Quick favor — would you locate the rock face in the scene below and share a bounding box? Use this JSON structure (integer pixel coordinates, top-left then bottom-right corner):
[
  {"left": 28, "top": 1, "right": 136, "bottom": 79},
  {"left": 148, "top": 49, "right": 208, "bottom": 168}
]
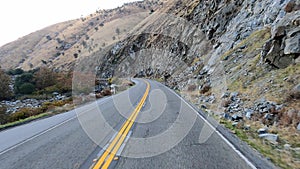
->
[
  {"left": 93, "top": 0, "right": 299, "bottom": 83},
  {"left": 290, "top": 83, "right": 300, "bottom": 99},
  {"left": 262, "top": 11, "right": 300, "bottom": 68},
  {"left": 285, "top": 0, "right": 300, "bottom": 13}
]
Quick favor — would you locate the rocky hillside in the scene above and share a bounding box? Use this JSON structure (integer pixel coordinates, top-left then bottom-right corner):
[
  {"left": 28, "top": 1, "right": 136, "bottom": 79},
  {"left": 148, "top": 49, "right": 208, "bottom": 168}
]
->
[
  {"left": 1, "top": 0, "right": 300, "bottom": 168},
  {"left": 84, "top": 0, "right": 299, "bottom": 168},
  {"left": 0, "top": 0, "right": 160, "bottom": 71}
]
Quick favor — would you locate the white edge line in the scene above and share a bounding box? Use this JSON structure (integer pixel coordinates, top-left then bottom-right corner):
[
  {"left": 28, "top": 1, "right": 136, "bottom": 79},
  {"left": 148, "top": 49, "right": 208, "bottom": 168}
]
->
[
  {"left": 0, "top": 116, "right": 77, "bottom": 156},
  {"left": 0, "top": 80, "right": 255, "bottom": 168},
  {"left": 0, "top": 80, "right": 140, "bottom": 156},
  {"left": 161, "top": 81, "right": 257, "bottom": 169},
  {"left": 0, "top": 99, "right": 105, "bottom": 156}
]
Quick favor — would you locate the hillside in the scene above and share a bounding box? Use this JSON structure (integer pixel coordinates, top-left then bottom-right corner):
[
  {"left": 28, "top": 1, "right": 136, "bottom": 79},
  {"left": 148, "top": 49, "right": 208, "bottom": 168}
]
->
[
  {"left": 0, "top": 0, "right": 299, "bottom": 168},
  {"left": 0, "top": 0, "right": 159, "bottom": 71},
  {"left": 82, "top": 0, "right": 300, "bottom": 168}
]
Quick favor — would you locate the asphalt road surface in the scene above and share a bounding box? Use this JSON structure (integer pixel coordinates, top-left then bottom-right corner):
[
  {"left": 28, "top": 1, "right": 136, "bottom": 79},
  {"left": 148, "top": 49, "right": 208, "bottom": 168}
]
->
[{"left": 0, "top": 79, "right": 275, "bottom": 169}]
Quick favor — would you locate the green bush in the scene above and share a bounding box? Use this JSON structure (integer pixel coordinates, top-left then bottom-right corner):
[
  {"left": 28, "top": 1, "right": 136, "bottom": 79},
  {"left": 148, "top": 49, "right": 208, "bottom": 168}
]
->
[
  {"left": 19, "top": 83, "right": 35, "bottom": 94},
  {"left": 7, "top": 68, "right": 24, "bottom": 75},
  {"left": 15, "top": 72, "right": 35, "bottom": 94}
]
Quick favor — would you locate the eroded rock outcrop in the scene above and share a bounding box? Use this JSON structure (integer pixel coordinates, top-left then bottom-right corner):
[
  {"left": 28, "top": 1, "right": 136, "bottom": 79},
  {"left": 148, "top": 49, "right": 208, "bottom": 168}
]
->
[{"left": 262, "top": 10, "right": 300, "bottom": 68}]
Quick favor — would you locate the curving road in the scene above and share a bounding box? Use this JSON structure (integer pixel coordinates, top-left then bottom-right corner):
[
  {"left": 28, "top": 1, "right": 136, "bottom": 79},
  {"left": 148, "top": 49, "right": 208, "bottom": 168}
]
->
[{"left": 0, "top": 79, "right": 275, "bottom": 169}]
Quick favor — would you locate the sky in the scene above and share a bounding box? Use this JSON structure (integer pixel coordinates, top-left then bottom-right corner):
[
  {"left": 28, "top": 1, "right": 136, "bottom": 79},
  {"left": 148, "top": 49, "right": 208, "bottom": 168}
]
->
[{"left": 0, "top": 0, "right": 140, "bottom": 47}]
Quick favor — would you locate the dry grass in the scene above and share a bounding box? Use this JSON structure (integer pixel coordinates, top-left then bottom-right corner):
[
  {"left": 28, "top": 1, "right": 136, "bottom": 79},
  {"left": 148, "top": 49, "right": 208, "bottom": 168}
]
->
[
  {"left": 181, "top": 26, "right": 299, "bottom": 169},
  {"left": 221, "top": 28, "right": 271, "bottom": 61},
  {"left": 220, "top": 119, "right": 300, "bottom": 169},
  {"left": 0, "top": 5, "right": 149, "bottom": 71}
]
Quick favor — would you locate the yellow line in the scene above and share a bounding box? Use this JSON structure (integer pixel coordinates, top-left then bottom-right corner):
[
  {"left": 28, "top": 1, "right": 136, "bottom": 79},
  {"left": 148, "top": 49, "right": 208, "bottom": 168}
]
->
[
  {"left": 92, "top": 80, "right": 150, "bottom": 169},
  {"left": 102, "top": 82, "right": 149, "bottom": 168}
]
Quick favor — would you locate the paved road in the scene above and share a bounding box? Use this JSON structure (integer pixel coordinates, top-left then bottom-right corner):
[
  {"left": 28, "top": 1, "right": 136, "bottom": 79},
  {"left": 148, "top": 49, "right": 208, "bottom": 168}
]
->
[{"left": 0, "top": 79, "right": 275, "bottom": 169}]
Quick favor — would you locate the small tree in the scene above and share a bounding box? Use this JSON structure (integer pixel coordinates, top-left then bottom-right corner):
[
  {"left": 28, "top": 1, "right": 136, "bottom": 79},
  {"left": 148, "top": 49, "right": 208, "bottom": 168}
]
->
[
  {"left": 34, "top": 67, "right": 56, "bottom": 91},
  {"left": 14, "top": 72, "right": 35, "bottom": 94},
  {"left": 0, "top": 106, "right": 9, "bottom": 124},
  {"left": 74, "top": 53, "right": 79, "bottom": 58},
  {"left": 19, "top": 83, "right": 35, "bottom": 94},
  {"left": 41, "top": 60, "right": 47, "bottom": 65},
  {"left": 0, "top": 69, "right": 13, "bottom": 100},
  {"left": 56, "top": 71, "right": 72, "bottom": 93},
  {"left": 116, "top": 28, "right": 120, "bottom": 36}
]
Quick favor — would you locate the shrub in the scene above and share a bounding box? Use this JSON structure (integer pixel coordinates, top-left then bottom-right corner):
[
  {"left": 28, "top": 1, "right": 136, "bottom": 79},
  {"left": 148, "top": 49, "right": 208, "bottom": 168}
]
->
[
  {"left": 34, "top": 67, "right": 56, "bottom": 91},
  {"left": 19, "top": 83, "right": 35, "bottom": 94},
  {"left": 200, "top": 84, "right": 211, "bottom": 94},
  {"left": 41, "top": 60, "right": 47, "bottom": 65},
  {"left": 9, "top": 108, "right": 32, "bottom": 122},
  {"left": 115, "top": 28, "right": 120, "bottom": 35},
  {"left": 7, "top": 68, "right": 24, "bottom": 75},
  {"left": 0, "top": 106, "right": 9, "bottom": 124},
  {"left": 101, "top": 89, "right": 112, "bottom": 96},
  {"left": 221, "top": 99, "right": 232, "bottom": 107},
  {"left": 0, "top": 69, "right": 13, "bottom": 100},
  {"left": 187, "top": 84, "right": 197, "bottom": 91}
]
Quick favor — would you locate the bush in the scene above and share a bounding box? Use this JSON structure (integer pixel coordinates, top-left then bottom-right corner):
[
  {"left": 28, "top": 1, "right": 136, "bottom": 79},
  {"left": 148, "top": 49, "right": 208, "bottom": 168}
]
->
[
  {"left": 7, "top": 68, "right": 24, "bottom": 75},
  {"left": 187, "top": 84, "right": 197, "bottom": 91},
  {"left": 19, "top": 83, "right": 35, "bottom": 94},
  {"left": 0, "top": 106, "right": 9, "bottom": 124},
  {"left": 15, "top": 72, "right": 35, "bottom": 94},
  {"left": 34, "top": 67, "right": 56, "bottom": 90},
  {"left": 101, "top": 89, "right": 112, "bottom": 96},
  {"left": 0, "top": 69, "right": 13, "bottom": 100},
  {"left": 200, "top": 84, "right": 211, "bottom": 94},
  {"left": 9, "top": 108, "right": 32, "bottom": 122}
]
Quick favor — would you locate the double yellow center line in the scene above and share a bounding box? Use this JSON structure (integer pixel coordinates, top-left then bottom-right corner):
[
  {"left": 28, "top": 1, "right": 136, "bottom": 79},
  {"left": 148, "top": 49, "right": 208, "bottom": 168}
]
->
[{"left": 92, "top": 80, "right": 150, "bottom": 169}]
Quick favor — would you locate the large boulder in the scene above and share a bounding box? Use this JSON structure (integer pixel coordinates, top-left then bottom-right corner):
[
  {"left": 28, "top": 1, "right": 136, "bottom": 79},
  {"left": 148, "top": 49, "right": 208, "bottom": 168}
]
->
[
  {"left": 290, "top": 83, "right": 300, "bottom": 99},
  {"left": 259, "top": 133, "right": 279, "bottom": 142},
  {"left": 284, "top": 34, "right": 300, "bottom": 55},
  {"left": 262, "top": 11, "right": 300, "bottom": 68},
  {"left": 284, "top": 0, "right": 300, "bottom": 13}
]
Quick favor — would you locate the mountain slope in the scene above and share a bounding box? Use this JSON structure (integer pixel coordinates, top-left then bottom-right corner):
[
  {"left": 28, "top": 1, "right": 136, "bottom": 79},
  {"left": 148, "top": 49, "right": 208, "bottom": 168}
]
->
[
  {"left": 84, "top": 0, "right": 299, "bottom": 168},
  {"left": 0, "top": 1, "right": 159, "bottom": 71},
  {"left": 0, "top": 0, "right": 299, "bottom": 168}
]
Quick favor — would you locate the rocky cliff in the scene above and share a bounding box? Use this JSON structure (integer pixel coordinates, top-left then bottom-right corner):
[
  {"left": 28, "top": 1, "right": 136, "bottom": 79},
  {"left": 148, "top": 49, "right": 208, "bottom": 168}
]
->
[
  {"left": 85, "top": 0, "right": 300, "bottom": 168},
  {"left": 0, "top": 0, "right": 299, "bottom": 168}
]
